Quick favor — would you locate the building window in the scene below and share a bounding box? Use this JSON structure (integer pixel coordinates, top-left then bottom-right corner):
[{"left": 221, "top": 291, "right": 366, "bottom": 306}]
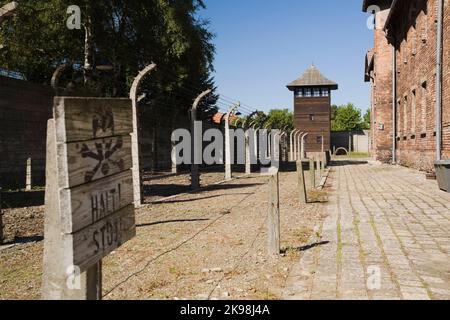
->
[
  {"left": 309, "top": 114, "right": 315, "bottom": 121},
  {"left": 421, "top": 11, "right": 428, "bottom": 43},
  {"left": 313, "top": 88, "right": 321, "bottom": 97},
  {"left": 421, "top": 81, "right": 427, "bottom": 133},
  {"left": 304, "top": 88, "right": 312, "bottom": 97},
  {"left": 403, "top": 95, "right": 408, "bottom": 133},
  {"left": 322, "top": 88, "right": 329, "bottom": 97},
  {"left": 316, "top": 136, "right": 322, "bottom": 144}
]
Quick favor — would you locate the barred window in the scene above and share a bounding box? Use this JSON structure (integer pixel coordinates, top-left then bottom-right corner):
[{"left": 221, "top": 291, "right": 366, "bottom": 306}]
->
[
  {"left": 313, "top": 88, "right": 321, "bottom": 97},
  {"left": 304, "top": 88, "right": 312, "bottom": 97},
  {"left": 295, "top": 89, "right": 303, "bottom": 98}
]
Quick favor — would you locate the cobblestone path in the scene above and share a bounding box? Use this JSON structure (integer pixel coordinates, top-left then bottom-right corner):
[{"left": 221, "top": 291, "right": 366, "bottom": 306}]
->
[{"left": 283, "top": 160, "right": 450, "bottom": 300}]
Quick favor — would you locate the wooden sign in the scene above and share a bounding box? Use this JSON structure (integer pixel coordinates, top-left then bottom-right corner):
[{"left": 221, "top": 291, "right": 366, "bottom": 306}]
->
[{"left": 42, "top": 97, "right": 136, "bottom": 300}]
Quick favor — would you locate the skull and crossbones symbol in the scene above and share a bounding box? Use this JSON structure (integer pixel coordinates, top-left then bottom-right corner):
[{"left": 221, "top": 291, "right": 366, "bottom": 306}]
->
[{"left": 80, "top": 137, "right": 125, "bottom": 183}]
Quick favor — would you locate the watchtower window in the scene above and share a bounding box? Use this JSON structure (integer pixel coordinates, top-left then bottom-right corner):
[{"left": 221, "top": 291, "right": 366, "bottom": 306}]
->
[
  {"left": 316, "top": 136, "right": 322, "bottom": 144},
  {"left": 304, "top": 88, "right": 312, "bottom": 97},
  {"left": 322, "top": 88, "right": 329, "bottom": 97},
  {"left": 295, "top": 89, "right": 303, "bottom": 98},
  {"left": 313, "top": 88, "right": 321, "bottom": 97},
  {"left": 309, "top": 114, "right": 315, "bottom": 121}
]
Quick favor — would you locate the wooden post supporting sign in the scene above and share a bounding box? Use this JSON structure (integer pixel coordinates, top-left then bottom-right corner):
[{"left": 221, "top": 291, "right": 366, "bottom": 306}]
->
[{"left": 42, "top": 97, "right": 136, "bottom": 300}]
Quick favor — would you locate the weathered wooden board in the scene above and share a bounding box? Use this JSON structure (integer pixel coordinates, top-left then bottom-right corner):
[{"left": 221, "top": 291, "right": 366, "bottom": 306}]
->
[
  {"left": 57, "top": 135, "right": 132, "bottom": 189},
  {"left": 54, "top": 97, "right": 132, "bottom": 143},
  {"left": 67, "top": 205, "right": 136, "bottom": 273},
  {"left": 60, "top": 170, "right": 133, "bottom": 234}
]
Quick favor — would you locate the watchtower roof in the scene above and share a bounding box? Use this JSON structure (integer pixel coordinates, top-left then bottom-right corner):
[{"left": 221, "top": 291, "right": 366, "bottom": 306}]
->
[{"left": 287, "top": 65, "right": 338, "bottom": 91}]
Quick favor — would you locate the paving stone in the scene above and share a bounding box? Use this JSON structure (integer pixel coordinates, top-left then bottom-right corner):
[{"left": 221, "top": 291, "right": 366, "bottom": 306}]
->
[{"left": 283, "top": 160, "right": 450, "bottom": 300}]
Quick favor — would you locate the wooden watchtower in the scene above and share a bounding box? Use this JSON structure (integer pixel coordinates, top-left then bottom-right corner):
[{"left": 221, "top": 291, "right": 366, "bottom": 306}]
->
[{"left": 287, "top": 65, "right": 338, "bottom": 155}]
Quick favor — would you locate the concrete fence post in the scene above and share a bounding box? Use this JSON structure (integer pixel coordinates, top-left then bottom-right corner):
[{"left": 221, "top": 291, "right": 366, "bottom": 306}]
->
[
  {"left": 267, "top": 172, "right": 280, "bottom": 256},
  {"left": 224, "top": 103, "right": 239, "bottom": 181},
  {"left": 171, "top": 140, "right": 177, "bottom": 174},
  {"left": 245, "top": 130, "right": 252, "bottom": 174},
  {"left": 297, "top": 132, "right": 304, "bottom": 161},
  {"left": 293, "top": 131, "right": 300, "bottom": 161},
  {"left": 130, "top": 63, "right": 157, "bottom": 207},
  {"left": 322, "top": 152, "right": 326, "bottom": 171},
  {"left": 26, "top": 158, "right": 32, "bottom": 191},
  {"left": 309, "top": 158, "right": 316, "bottom": 189},
  {"left": 297, "top": 160, "right": 307, "bottom": 204},
  {"left": 190, "top": 89, "right": 212, "bottom": 190},
  {"left": 253, "top": 125, "right": 259, "bottom": 164},
  {"left": 316, "top": 158, "right": 320, "bottom": 180},
  {"left": 289, "top": 130, "right": 297, "bottom": 162},
  {"left": 301, "top": 133, "right": 309, "bottom": 160}
]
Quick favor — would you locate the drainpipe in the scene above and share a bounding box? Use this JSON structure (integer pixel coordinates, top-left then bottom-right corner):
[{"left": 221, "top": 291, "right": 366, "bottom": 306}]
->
[
  {"left": 392, "top": 44, "right": 397, "bottom": 164},
  {"left": 436, "top": 0, "right": 444, "bottom": 162}
]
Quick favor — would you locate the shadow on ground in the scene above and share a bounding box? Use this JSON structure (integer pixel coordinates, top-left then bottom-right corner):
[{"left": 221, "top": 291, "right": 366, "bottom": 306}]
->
[
  {"left": 144, "top": 183, "right": 263, "bottom": 200},
  {"left": 1, "top": 190, "right": 45, "bottom": 209},
  {"left": 137, "top": 218, "right": 210, "bottom": 228},
  {"left": 1, "top": 235, "right": 44, "bottom": 246},
  {"left": 281, "top": 241, "right": 330, "bottom": 254}
]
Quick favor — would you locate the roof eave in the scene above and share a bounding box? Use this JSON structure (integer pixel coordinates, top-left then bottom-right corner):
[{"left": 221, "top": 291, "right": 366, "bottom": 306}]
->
[
  {"left": 287, "top": 84, "right": 338, "bottom": 91},
  {"left": 383, "top": 0, "right": 400, "bottom": 33}
]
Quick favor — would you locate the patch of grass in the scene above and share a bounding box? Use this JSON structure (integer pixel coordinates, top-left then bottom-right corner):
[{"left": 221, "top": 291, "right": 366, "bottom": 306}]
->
[
  {"left": 336, "top": 223, "right": 343, "bottom": 265},
  {"left": 349, "top": 152, "right": 370, "bottom": 158},
  {"left": 169, "top": 267, "right": 178, "bottom": 275}
]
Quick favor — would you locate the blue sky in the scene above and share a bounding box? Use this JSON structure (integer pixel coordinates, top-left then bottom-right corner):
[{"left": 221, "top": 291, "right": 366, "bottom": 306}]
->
[{"left": 199, "top": 0, "right": 373, "bottom": 114}]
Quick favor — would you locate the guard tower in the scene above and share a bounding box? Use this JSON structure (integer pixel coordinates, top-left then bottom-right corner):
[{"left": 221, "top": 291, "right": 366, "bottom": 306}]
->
[{"left": 287, "top": 65, "right": 338, "bottom": 155}]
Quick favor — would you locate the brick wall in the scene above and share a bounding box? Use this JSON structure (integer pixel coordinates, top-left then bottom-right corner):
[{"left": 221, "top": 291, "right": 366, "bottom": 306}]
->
[
  {"left": 369, "top": 7, "right": 394, "bottom": 163},
  {"left": 0, "top": 76, "right": 199, "bottom": 187},
  {"left": 0, "top": 76, "right": 53, "bottom": 188},
  {"left": 442, "top": 0, "right": 450, "bottom": 160},
  {"left": 390, "top": 0, "right": 449, "bottom": 172},
  {"left": 368, "top": 0, "right": 450, "bottom": 172}
]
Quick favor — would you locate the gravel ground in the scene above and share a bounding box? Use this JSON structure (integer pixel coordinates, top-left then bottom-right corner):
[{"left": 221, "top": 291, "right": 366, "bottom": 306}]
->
[{"left": 0, "top": 169, "right": 328, "bottom": 300}]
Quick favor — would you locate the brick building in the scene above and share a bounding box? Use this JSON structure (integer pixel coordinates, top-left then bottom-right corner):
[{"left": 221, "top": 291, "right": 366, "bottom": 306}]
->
[
  {"left": 364, "top": 0, "right": 450, "bottom": 172},
  {"left": 287, "top": 65, "right": 338, "bottom": 154}
]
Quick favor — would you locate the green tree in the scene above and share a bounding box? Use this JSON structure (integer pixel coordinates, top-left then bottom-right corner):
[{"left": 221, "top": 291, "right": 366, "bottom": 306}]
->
[
  {"left": 0, "top": 0, "right": 218, "bottom": 117},
  {"left": 331, "top": 103, "right": 365, "bottom": 131},
  {"left": 265, "top": 109, "right": 294, "bottom": 130},
  {"left": 331, "top": 104, "right": 338, "bottom": 121},
  {"left": 362, "top": 109, "right": 371, "bottom": 129}
]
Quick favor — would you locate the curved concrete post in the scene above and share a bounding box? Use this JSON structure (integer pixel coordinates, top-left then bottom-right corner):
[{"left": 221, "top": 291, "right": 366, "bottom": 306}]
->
[
  {"left": 0, "top": 2, "right": 18, "bottom": 24},
  {"left": 294, "top": 130, "right": 302, "bottom": 161},
  {"left": 273, "top": 131, "right": 284, "bottom": 164},
  {"left": 264, "top": 123, "right": 272, "bottom": 159},
  {"left": 297, "top": 132, "right": 304, "bottom": 161},
  {"left": 51, "top": 64, "right": 72, "bottom": 96},
  {"left": 224, "top": 103, "right": 239, "bottom": 181},
  {"left": 130, "top": 63, "right": 157, "bottom": 207},
  {"left": 190, "top": 89, "right": 212, "bottom": 190},
  {"left": 280, "top": 131, "right": 288, "bottom": 162},
  {"left": 290, "top": 129, "right": 298, "bottom": 162},
  {"left": 301, "top": 133, "right": 309, "bottom": 159},
  {"left": 253, "top": 124, "right": 260, "bottom": 163}
]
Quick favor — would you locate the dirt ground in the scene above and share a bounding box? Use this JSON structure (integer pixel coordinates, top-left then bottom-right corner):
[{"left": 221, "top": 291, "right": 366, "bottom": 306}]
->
[{"left": 0, "top": 168, "right": 328, "bottom": 300}]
